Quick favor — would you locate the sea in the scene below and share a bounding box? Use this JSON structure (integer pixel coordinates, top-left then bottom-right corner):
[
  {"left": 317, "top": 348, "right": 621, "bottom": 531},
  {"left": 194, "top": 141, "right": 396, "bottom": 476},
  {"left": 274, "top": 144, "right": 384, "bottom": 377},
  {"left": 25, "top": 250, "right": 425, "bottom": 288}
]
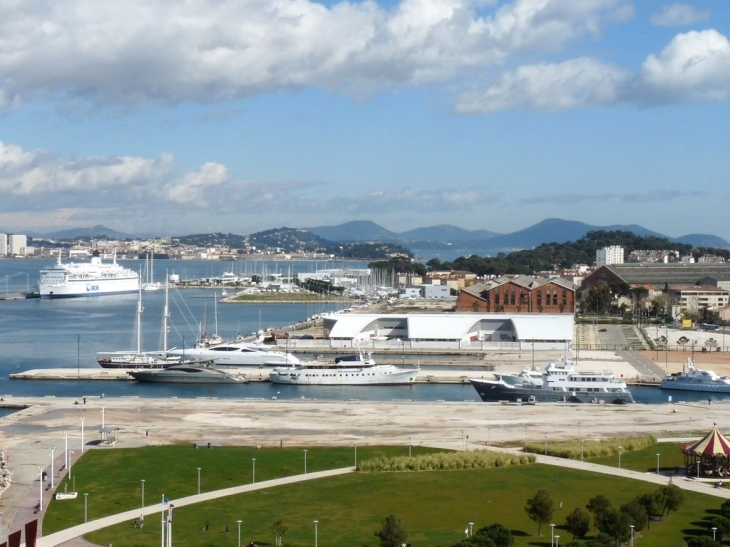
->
[{"left": 0, "top": 258, "right": 727, "bottom": 405}]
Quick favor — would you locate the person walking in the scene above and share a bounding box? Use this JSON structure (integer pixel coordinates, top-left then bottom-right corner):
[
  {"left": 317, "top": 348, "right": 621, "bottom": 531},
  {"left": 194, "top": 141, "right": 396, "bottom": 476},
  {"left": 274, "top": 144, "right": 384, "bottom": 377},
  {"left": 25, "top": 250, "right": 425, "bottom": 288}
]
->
[{"left": 140, "top": 513, "right": 145, "bottom": 528}]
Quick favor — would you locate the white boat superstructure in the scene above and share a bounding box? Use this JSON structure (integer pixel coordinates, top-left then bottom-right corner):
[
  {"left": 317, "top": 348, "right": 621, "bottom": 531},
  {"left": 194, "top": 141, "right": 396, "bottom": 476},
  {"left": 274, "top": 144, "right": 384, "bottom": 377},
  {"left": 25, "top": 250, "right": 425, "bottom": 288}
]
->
[
  {"left": 166, "top": 342, "right": 300, "bottom": 367},
  {"left": 39, "top": 250, "right": 139, "bottom": 298},
  {"left": 661, "top": 358, "right": 730, "bottom": 393},
  {"left": 269, "top": 351, "right": 420, "bottom": 385}
]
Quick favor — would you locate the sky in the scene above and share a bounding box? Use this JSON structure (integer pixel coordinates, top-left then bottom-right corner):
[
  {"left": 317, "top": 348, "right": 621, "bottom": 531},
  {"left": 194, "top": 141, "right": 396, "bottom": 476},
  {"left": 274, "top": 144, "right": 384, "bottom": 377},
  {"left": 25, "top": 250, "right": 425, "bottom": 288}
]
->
[{"left": 1, "top": 0, "right": 729, "bottom": 240}]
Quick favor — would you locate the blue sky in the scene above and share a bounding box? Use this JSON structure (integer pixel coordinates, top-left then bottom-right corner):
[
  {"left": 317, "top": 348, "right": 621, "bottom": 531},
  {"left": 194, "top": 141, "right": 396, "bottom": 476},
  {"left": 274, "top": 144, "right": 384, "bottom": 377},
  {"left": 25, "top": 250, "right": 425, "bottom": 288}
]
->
[{"left": 1, "top": 0, "right": 729, "bottom": 241}]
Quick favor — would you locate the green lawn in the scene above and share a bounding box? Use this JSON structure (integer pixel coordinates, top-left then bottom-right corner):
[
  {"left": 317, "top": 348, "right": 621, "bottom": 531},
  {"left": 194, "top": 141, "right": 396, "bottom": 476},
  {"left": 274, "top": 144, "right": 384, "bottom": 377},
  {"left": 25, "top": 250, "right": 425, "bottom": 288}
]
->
[{"left": 46, "top": 445, "right": 725, "bottom": 547}]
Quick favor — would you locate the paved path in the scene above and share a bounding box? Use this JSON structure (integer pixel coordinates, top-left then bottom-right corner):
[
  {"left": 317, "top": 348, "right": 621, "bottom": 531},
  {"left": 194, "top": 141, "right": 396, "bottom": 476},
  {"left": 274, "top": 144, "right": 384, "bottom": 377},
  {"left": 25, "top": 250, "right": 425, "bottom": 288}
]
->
[
  {"left": 617, "top": 350, "right": 666, "bottom": 380},
  {"left": 31, "top": 467, "right": 354, "bottom": 547}
]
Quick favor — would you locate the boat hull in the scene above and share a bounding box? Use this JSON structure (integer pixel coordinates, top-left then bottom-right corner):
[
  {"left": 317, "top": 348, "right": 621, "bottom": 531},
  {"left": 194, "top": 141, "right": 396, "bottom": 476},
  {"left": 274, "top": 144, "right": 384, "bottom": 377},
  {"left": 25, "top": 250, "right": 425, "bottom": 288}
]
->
[
  {"left": 39, "top": 278, "right": 139, "bottom": 298},
  {"left": 660, "top": 381, "right": 730, "bottom": 393},
  {"left": 470, "top": 379, "right": 634, "bottom": 404},
  {"left": 130, "top": 367, "right": 246, "bottom": 384},
  {"left": 269, "top": 366, "right": 419, "bottom": 386}
]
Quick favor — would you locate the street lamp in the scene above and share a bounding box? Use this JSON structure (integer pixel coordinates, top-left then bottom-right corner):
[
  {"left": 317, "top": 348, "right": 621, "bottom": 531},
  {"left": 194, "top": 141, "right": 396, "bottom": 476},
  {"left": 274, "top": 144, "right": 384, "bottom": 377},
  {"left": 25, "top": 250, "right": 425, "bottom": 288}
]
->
[
  {"left": 141, "top": 479, "right": 145, "bottom": 508},
  {"left": 80, "top": 417, "right": 85, "bottom": 453},
  {"left": 618, "top": 446, "right": 622, "bottom": 469},
  {"left": 468, "top": 522, "right": 474, "bottom": 537},
  {"left": 49, "top": 446, "right": 56, "bottom": 489},
  {"left": 252, "top": 458, "right": 256, "bottom": 484},
  {"left": 581, "top": 440, "right": 585, "bottom": 462},
  {"left": 656, "top": 453, "right": 660, "bottom": 475},
  {"left": 354, "top": 443, "right": 357, "bottom": 470},
  {"left": 630, "top": 524, "right": 634, "bottom": 547},
  {"left": 237, "top": 519, "right": 242, "bottom": 547},
  {"left": 64, "top": 431, "right": 69, "bottom": 470},
  {"left": 713, "top": 527, "right": 717, "bottom": 541},
  {"left": 314, "top": 520, "right": 319, "bottom": 547},
  {"left": 550, "top": 523, "right": 555, "bottom": 547},
  {"left": 84, "top": 492, "right": 88, "bottom": 523},
  {"left": 197, "top": 467, "right": 201, "bottom": 495},
  {"left": 409, "top": 437, "right": 412, "bottom": 458},
  {"left": 697, "top": 460, "right": 701, "bottom": 480},
  {"left": 69, "top": 451, "right": 74, "bottom": 480},
  {"left": 544, "top": 435, "right": 547, "bottom": 456},
  {"left": 37, "top": 465, "right": 46, "bottom": 511},
  {"left": 304, "top": 450, "right": 308, "bottom": 475},
  {"left": 555, "top": 535, "right": 559, "bottom": 547}
]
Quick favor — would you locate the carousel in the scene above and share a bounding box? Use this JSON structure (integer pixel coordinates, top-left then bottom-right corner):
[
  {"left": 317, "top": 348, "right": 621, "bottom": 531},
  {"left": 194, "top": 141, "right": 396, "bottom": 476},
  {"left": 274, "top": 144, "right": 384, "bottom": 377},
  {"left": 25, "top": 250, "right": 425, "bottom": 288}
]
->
[{"left": 682, "top": 422, "right": 730, "bottom": 480}]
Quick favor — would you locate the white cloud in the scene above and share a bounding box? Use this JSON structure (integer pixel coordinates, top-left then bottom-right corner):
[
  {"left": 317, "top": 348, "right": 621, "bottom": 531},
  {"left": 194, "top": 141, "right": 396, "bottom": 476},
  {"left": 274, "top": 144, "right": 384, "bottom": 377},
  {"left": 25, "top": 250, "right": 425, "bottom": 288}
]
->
[
  {"left": 651, "top": 4, "right": 710, "bottom": 27},
  {"left": 164, "top": 163, "right": 230, "bottom": 205},
  {"left": 0, "top": 0, "right": 631, "bottom": 106},
  {"left": 640, "top": 29, "right": 730, "bottom": 102},
  {"left": 456, "top": 58, "right": 629, "bottom": 113},
  {"left": 457, "top": 29, "right": 730, "bottom": 112}
]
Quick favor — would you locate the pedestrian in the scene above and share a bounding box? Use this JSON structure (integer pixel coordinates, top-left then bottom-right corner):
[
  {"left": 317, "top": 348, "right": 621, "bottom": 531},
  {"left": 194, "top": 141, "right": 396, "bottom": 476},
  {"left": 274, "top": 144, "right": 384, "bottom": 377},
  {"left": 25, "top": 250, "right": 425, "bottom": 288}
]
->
[
  {"left": 140, "top": 514, "right": 145, "bottom": 528},
  {"left": 146, "top": 430, "right": 149, "bottom": 437},
  {"left": 205, "top": 521, "right": 210, "bottom": 530}
]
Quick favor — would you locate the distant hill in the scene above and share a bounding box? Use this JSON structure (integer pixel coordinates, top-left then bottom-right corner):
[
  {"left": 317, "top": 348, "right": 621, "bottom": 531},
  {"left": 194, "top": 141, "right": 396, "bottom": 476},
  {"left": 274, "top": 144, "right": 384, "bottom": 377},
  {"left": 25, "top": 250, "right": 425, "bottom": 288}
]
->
[
  {"left": 399, "top": 224, "right": 500, "bottom": 242},
  {"left": 673, "top": 234, "right": 730, "bottom": 248},
  {"left": 40, "top": 224, "right": 131, "bottom": 240},
  {"left": 306, "top": 220, "right": 400, "bottom": 242}
]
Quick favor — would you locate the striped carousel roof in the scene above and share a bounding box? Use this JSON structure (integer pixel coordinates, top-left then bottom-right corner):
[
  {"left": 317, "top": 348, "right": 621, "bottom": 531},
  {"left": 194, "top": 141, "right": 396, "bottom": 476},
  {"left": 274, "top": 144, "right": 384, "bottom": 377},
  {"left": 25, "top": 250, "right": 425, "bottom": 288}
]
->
[{"left": 682, "top": 424, "right": 730, "bottom": 456}]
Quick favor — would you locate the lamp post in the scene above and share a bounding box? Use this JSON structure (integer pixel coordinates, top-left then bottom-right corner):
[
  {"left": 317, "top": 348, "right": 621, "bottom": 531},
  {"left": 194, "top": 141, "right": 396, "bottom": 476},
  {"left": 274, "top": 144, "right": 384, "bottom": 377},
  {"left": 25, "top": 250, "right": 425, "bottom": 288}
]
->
[
  {"left": 630, "top": 524, "right": 634, "bottom": 547},
  {"left": 80, "top": 417, "right": 85, "bottom": 453},
  {"left": 64, "top": 431, "right": 69, "bottom": 470},
  {"left": 37, "top": 465, "right": 46, "bottom": 511},
  {"left": 550, "top": 523, "right": 555, "bottom": 547},
  {"left": 69, "top": 451, "right": 74, "bottom": 480},
  {"left": 468, "top": 522, "right": 474, "bottom": 537},
  {"left": 252, "top": 458, "right": 256, "bottom": 484},
  {"left": 49, "top": 446, "right": 56, "bottom": 489},
  {"left": 581, "top": 440, "right": 585, "bottom": 462},
  {"left": 656, "top": 453, "right": 660, "bottom": 475},
  {"left": 84, "top": 492, "right": 88, "bottom": 523},
  {"left": 409, "top": 437, "right": 412, "bottom": 458},
  {"left": 690, "top": 417, "right": 693, "bottom": 438},
  {"left": 101, "top": 407, "right": 105, "bottom": 429},
  {"left": 555, "top": 535, "right": 559, "bottom": 547},
  {"left": 237, "top": 520, "right": 242, "bottom": 547},
  {"left": 141, "top": 479, "right": 145, "bottom": 508},
  {"left": 197, "top": 467, "right": 201, "bottom": 495},
  {"left": 487, "top": 426, "right": 491, "bottom": 446},
  {"left": 304, "top": 450, "right": 308, "bottom": 475},
  {"left": 354, "top": 443, "right": 357, "bottom": 470},
  {"left": 544, "top": 435, "right": 547, "bottom": 456},
  {"left": 618, "top": 446, "right": 622, "bottom": 469},
  {"left": 697, "top": 460, "right": 701, "bottom": 480},
  {"left": 713, "top": 527, "right": 717, "bottom": 541},
  {"left": 313, "top": 520, "right": 319, "bottom": 547}
]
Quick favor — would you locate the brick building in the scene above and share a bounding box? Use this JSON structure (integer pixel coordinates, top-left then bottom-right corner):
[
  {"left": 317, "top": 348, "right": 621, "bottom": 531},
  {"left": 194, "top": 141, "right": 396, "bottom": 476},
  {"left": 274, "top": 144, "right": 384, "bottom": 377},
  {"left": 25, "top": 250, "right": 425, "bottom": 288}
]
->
[{"left": 455, "top": 275, "right": 576, "bottom": 314}]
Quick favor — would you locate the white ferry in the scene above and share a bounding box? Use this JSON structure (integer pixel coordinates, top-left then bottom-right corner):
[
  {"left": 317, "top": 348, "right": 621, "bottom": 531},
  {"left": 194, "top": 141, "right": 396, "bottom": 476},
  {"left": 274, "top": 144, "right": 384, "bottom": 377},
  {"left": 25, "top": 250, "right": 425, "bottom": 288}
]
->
[
  {"left": 269, "top": 351, "right": 420, "bottom": 386},
  {"left": 38, "top": 251, "right": 139, "bottom": 298}
]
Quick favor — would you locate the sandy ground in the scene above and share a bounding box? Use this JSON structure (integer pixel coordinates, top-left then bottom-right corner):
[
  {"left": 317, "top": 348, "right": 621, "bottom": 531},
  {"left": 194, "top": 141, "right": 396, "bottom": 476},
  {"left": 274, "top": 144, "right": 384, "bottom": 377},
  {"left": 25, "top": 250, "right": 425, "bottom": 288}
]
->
[{"left": 2, "top": 348, "right": 729, "bottom": 540}]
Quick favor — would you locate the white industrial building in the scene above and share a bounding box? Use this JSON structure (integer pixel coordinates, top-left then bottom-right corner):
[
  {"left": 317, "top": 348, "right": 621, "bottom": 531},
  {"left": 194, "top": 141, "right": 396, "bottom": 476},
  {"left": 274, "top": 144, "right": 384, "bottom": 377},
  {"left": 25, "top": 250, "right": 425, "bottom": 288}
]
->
[
  {"left": 8, "top": 234, "right": 28, "bottom": 256},
  {"left": 0, "top": 233, "right": 7, "bottom": 256},
  {"left": 321, "top": 313, "right": 573, "bottom": 351}
]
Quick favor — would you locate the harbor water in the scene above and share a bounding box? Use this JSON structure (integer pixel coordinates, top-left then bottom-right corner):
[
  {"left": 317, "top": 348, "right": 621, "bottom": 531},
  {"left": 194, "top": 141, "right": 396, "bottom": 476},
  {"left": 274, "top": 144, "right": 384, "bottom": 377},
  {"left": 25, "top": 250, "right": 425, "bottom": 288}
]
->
[{"left": 2, "top": 259, "right": 730, "bottom": 404}]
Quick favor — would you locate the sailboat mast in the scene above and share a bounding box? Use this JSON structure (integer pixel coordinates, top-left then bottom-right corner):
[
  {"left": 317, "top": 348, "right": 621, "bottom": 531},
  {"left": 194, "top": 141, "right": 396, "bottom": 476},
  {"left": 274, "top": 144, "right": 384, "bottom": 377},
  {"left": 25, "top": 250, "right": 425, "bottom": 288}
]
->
[
  {"left": 136, "top": 271, "right": 143, "bottom": 356},
  {"left": 163, "top": 270, "right": 170, "bottom": 356}
]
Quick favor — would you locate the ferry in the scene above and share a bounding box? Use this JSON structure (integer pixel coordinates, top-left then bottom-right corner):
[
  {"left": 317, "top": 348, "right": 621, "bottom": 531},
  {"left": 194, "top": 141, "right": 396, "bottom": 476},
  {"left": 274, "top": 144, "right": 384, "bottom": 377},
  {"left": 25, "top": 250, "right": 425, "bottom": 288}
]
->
[
  {"left": 470, "top": 357, "right": 634, "bottom": 404},
  {"left": 38, "top": 251, "right": 139, "bottom": 298},
  {"left": 269, "top": 350, "right": 420, "bottom": 386}
]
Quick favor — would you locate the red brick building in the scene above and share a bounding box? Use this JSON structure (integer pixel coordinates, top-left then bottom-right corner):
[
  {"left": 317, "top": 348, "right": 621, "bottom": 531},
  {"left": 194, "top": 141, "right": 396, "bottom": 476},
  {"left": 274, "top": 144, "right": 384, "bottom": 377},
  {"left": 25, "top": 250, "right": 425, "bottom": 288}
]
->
[{"left": 456, "top": 275, "right": 576, "bottom": 314}]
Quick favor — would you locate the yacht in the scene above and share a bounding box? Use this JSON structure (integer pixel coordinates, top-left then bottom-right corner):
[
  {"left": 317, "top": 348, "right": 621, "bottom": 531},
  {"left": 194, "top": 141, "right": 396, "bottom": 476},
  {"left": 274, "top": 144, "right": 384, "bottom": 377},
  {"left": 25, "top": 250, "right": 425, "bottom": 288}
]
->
[
  {"left": 661, "top": 359, "right": 730, "bottom": 393},
  {"left": 470, "top": 357, "right": 634, "bottom": 404},
  {"left": 269, "top": 351, "right": 419, "bottom": 385},
  {"left": 129, "top": 364, "right": 247, "bottom": 384},
  {"left": 39, "top": 250, "right": 139, "bottom": 298},
  {"left": 166, "top": 342, "right": 299, "bottom": 367}
]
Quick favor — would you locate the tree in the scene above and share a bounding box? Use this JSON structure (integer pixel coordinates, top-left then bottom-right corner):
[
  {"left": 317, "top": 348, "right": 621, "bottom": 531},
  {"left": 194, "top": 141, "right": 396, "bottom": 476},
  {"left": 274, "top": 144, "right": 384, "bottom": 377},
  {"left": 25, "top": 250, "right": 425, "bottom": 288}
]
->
[
  {"left": 636, "top": 491, "right": 663, "bottom": 530},
  {"left": 595, "top": 509, "right": 631, "bottom": 546},
  {"left": 706, "top": 338, "right": 718, "bottom": 350},
  {"left": 586, "top": 495, "right": 612, "bottom": 531},
  {"left": 525, "top": 490, "right": 555, "bottom": 536},
  {"left": 720, "top": 498, "right": 730, "bottom": 518},
  {"left": 711, "top": 516, "right": 730, "bottom": 543},
  {"left": 271, "top": 520, "right": 288, "bottom": 547},
  {"left": 686, "top": 536, "right": 720, "bottom": 547},
  {"left": 374, "top": 514, "right": 408, "bottom": 547},
  {"left": 619, "top": 499, "right": 648, "bottom": 532},
  {"left": 475, "top": 523, "right": 514, "bottom": 547},
  {"left": 565, "top": 508, "right": 591, "bottom": 539},
  {"left": 677, "top": 336, "right": 690, "bottom": 351},
  {"left": 659, "top": 484, "right": 685, "bottom": 516}
]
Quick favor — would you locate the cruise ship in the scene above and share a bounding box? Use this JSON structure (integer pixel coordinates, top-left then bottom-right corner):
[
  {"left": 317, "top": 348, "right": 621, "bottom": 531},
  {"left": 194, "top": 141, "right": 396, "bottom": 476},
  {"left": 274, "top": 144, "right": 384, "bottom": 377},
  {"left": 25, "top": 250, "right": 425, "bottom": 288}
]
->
[
  {"left": 38, "top": 251, "right": 139, "bottom": 298},
  {"left": 470, "top": 357, "right": 634, "bottom": 404},
  {"left": 660, "top": 359, "right": 730, "bottom": 393},
  {"left": 269, "top": 351, "right": 420, "bottom": 385}
]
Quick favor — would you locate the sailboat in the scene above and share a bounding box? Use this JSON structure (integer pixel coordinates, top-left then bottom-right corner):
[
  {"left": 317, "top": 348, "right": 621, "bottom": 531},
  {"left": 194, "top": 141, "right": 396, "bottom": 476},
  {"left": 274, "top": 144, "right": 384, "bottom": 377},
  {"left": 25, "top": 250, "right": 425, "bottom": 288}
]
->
[
  {"left": 195, "top": 293, "right": 222, "bottom": 347},
  {"left": 142, "top": 253, "right": 161, "bottom": 291},
  {"left": 97, "top": 273, "right": 181, "bottom": 369}
]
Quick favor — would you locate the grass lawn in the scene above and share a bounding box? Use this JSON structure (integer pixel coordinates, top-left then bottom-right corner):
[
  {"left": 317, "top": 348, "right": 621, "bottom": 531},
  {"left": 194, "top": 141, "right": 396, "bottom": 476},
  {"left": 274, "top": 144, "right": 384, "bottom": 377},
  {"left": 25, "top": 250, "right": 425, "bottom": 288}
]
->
[
  {"left": 588, "top": 441, "right": 690, "bottom": 474},
  {"left": 45, "top": 445, "right": 725, "bottom": 547}
]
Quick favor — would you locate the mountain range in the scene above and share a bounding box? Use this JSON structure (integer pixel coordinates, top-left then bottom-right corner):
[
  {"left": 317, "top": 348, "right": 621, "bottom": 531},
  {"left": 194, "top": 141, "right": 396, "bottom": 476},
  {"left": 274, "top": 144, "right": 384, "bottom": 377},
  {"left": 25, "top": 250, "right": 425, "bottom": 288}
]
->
[{"left": 14, "top": 218, "right": 730, "bottom": 259}]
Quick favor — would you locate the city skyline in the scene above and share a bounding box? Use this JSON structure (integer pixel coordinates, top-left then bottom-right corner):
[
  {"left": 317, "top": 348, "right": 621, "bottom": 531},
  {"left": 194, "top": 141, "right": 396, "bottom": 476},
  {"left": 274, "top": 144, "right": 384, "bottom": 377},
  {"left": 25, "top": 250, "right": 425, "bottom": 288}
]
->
[{"left": 0, "top": 0, "right": 728, "bottom": 240}]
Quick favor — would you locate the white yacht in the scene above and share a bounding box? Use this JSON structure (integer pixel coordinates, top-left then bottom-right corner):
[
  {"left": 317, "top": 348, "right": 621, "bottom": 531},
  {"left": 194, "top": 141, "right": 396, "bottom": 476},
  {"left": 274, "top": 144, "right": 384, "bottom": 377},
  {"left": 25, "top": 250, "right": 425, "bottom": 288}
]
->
[
  {"left": 130, "top": 364, "right": 247, "bottom": 384},
  {"left": 471, "top": 356, "right": 634, "bottom": 404},
  {"left": 166, "top": 342, "right": 299, "bottom": 367},
  {"left": 661, "top": 359, "right": 730, "bottom": 393},
  {"left": 39, "top": 250, "right": 139, "bottom": 298},
  {"left": 269, "top": 351, "right": 420, "bottom": 385}
]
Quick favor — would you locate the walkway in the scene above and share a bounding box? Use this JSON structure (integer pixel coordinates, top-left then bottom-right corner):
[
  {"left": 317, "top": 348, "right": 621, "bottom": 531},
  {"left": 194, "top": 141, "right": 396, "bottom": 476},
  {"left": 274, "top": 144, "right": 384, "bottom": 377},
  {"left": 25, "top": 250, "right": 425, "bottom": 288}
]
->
[
  {"left": 32, "top": 468, "right": 354, "bottom": 547},
  {"left": 617, "top": 350, "right": 666, "bottom": 380}
]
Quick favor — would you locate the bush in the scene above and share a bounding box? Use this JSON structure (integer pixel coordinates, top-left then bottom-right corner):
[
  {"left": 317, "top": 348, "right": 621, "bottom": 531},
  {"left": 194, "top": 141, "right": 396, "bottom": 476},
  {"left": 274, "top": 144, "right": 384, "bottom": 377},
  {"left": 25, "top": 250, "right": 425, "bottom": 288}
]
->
[
  {"left": 524, "top": 435, "right": 656, "bottom": 460},
  {"left": 358, "top": 450, "right": 536, "bottom": 472}
]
